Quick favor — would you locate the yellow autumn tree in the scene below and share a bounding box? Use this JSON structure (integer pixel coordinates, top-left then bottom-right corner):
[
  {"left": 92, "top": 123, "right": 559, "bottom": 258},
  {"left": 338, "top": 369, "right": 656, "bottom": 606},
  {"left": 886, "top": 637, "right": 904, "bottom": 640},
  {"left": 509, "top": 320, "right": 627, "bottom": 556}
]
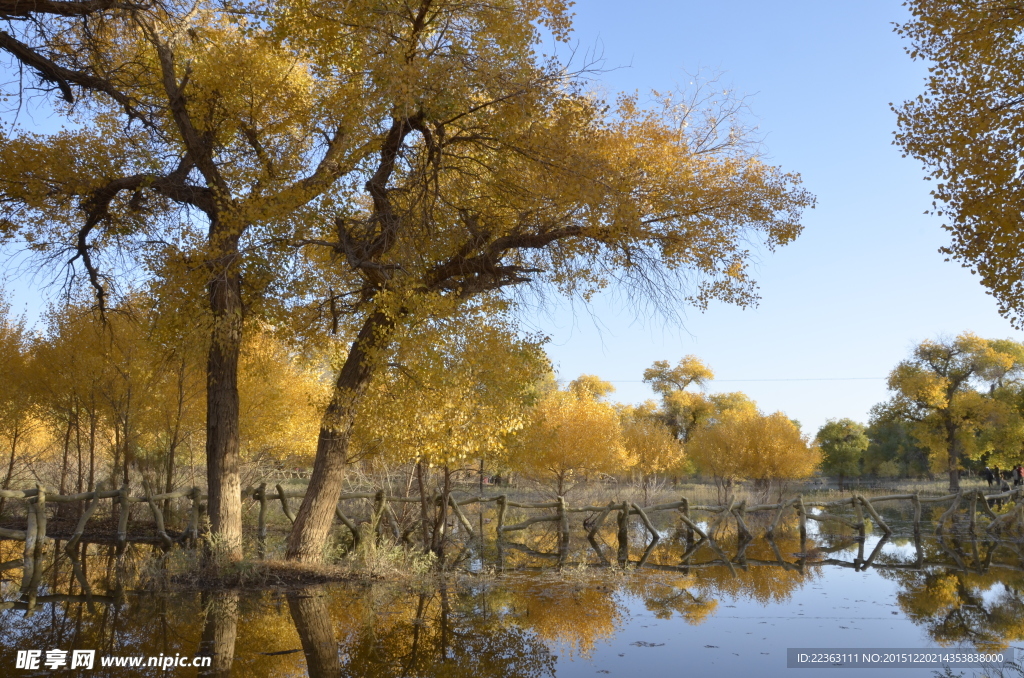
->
[
  {"left": 643, "top": 356, "right": 715, "bottom": 442},
  {"left": 620, "top": 401, "right": 685, "bottom": 503},
  {"left": 350, "top": 309, "right": 548, "bottom": 471},
  {"left": 689, "top": 409, "right": 819, "bottom": 500},
  {"left": 238, "top": 325, "right": 327, "bottom": 469},
  {"left": 510, "top": 376, "right": 628, "bottom": 496},
  {"left": 0, "top": 292, "right": 39, "bottom": 511},
  {"left": 894, "top": 2, "right": 1024, "bottom": 326},
  {"left": 348, "top": 307, "right": 548, "bottom": 552},
  {"left": 881, "top": 333, "right": 1024, "bottom": 491},
  {"left": 509, "top": 581, "right": 622, "bottom": 659}
]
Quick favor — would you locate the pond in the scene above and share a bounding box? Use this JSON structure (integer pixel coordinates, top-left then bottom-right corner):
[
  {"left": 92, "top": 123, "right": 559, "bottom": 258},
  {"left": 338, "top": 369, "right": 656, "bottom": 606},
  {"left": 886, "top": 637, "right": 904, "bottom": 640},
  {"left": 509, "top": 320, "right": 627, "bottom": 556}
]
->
[{"left": 1, "top": 499, "right": 1023, "bottom": 677}]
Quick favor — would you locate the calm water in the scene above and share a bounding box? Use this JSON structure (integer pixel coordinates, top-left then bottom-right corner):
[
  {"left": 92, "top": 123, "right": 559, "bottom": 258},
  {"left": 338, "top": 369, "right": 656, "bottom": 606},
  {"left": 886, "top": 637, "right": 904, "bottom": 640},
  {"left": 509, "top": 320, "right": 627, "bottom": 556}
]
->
[{"left": 1, "top": 501, "right": 1023, "bottom": 677}]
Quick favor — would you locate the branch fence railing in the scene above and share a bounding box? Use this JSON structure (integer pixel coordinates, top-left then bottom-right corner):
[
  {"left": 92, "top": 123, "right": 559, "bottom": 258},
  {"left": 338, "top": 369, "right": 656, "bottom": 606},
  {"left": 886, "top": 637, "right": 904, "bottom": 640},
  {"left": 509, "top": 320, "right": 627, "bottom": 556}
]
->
[
  {"left": 0, "top": 482, "right": 1022, "bottom": 580},
  {"left": 1, "top": 483, "right": 1024, "bottom": 611}
]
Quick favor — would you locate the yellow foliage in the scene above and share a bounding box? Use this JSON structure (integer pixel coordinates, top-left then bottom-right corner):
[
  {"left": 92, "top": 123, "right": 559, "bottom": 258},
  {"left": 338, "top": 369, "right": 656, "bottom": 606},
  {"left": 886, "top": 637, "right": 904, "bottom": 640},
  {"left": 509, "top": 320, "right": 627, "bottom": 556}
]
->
[
  {"left": 620, "top": 402, "right": 685, "bottom": 478},
  {"left": 644, "top": 356, "right": 715, "bottom": 396},
  {"left": 883, "top": 333, "right": 1024, "bottom": 482},
  {"left": 238, "top": 325, "right": 328, "bottom": 464},
  {"left": 895, "top": 1, "right": 1024, "bottom": 325},
  {"left": 509, "top": 581, "right": 621, "bottom": 659},
  {"left": 510, "top": 379, "right": 629, "bottom": 494},
  {"left": 350, "top": 309, "right": 548, "bottom": 468},
  {"left": 689, "top": 409, "right": 820, "bottom": 488},
  {"left": 568, "top": 374, "right": 615, "bottom": 401}
]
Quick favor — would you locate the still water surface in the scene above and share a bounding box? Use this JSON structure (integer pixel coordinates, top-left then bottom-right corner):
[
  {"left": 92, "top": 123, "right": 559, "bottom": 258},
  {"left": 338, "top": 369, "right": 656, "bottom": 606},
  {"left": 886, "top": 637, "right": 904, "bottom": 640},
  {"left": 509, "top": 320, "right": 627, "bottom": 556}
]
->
[{"left": 1, "top": 502, "right": 1022, "bottom": 677}]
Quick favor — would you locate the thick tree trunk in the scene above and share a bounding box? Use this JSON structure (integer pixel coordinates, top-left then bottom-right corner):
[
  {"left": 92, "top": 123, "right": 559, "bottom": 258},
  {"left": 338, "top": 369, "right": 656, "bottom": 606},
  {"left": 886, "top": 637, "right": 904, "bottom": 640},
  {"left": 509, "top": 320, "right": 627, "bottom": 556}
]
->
[
  {"left": 197, "top": 590, "right": 239, "bottom": 678},
  {"left": 286, "top": 311, "right": 395, "bottom": 562},
  {"left": 417, "top": 461, "right": 431, "bottom": 551},
  {"left": 0, "top": 427, "right": 19, "bottom": 518},
  {"left": 87, "top": 409, "right": 96, "bottom": 491},
  {"left": 947, "top": 421, "right": 961, "bottom": 493},
  {"left": 286, "top": 587, "right": 341, "bottom": 678},
  {"left": 948, "top": 467, "right": 960, "bottom": 493},
  {"left": 206, "top": 267, "right": 244, "bottom": 559},
  {"left": 430, "top": 466, "right": 451, "bottom": 559}
]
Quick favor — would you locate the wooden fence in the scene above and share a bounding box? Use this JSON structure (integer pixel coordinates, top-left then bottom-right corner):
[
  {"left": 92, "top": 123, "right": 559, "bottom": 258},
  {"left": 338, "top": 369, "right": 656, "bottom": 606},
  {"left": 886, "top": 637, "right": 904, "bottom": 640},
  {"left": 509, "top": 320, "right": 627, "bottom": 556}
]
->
[
  {"left": 1, "top": 483, "right": 1023, "bottom": 573},
  {"left": 1, "top": 483, "right": 1024, "bottom": 611}
]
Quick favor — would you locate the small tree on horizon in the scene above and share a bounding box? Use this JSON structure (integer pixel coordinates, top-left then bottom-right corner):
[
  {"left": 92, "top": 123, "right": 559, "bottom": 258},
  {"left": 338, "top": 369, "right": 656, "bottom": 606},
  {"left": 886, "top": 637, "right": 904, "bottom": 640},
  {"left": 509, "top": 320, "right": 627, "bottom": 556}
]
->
[{"left": 816, "top": 418, "right": 869, "bottom": 490}]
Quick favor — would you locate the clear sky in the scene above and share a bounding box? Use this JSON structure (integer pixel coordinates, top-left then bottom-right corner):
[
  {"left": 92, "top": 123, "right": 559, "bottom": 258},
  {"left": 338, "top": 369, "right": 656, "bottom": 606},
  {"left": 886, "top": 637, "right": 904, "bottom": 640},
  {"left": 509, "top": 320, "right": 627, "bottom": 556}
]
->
[{"left": 528, "top": 0, "right": 1024, "bottom": 433}]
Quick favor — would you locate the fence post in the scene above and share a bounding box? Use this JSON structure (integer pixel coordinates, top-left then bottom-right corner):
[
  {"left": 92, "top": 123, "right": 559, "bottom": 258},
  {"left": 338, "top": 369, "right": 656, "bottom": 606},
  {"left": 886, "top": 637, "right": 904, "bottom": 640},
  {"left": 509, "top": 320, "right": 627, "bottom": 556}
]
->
[
  {"left": 66, "top": 491, "right": 100, "bottom": 555},
  {"left": 557, "top": 496, "right": 569, "bottom": 555},
  {"left": 616, "top": 502, "right": 629, "bottom": 566},
  {"left": 796, "top": 495, "right": 807, "bottom": 544},
  {"left": 35, "top": 484, "right": 46, "bottom": 549},
  {"left": 276, "top": 484, "right": 295, "bottom": 524},
  {"left": 587, "top": 501, "right": 614, "bottom": 541},
  {"left": 852, "top": 495, "right": 866, "bottom": 540},
  {"left": 710, "top": 497, "right": 736, "bottom": 537},
  {"left": 257, "top": 483, "right": 268, "bottom": 555},
  {"left": 935, "top": 491, "right": 962, "bottom": 537},
  {"left": 116, "top": 484, "right": 129, "bottom": 554},
  {"left": 969, "top": 491, "right": 978, "bottom": 535},
  {"left": 334, "top": 505, "right": 361, "bottom": 548},
  {"left": 495, "top": 495, "right": 507, "bottom": 537},
  {"left": 188, "top": 487, "right": 200, "bottom": 544},
  {"left": 142, "top": 479, "right": 173, "bottom": 550},
  {"left": 733, "top": 499, "right": 752, "bottom": 541},
  {"left": 679, "top": 497, "right": 693, "bottom": 543},
  {"left": 912, "top": 493, "right": 922, "bottom": 537},
  {"left": 449, "top": 496, "right": 476, "bottom": 539},
  {"left": 857, "top": 494, "right": 892, "bottom": 536},
  {"left": 372, "top": 490, "right": 387, "bottom": 540},
  {"left": 21, "top": 497, "right": 37, "bottom": 594},
  {"left": 765, "top": 499, "right": 789, "bottom": 539}
]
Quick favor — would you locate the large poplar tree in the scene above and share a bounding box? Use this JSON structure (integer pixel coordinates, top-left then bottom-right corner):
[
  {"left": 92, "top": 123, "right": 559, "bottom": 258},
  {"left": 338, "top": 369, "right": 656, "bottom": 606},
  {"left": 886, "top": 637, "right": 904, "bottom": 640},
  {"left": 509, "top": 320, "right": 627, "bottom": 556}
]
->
[
  {"left": 895, "top": 1, "right": 1024, "bottom": 325},
  {"left": 880, "top": 333, "right": 1024, "bottom": 491}
]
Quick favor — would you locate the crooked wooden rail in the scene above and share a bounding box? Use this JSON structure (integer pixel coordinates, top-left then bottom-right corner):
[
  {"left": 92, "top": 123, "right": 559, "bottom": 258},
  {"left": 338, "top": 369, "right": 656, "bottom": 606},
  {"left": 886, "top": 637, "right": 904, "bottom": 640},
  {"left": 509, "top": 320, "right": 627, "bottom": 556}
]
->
[
  {"left": 1, "top": 482, "right": 1023, "bottom": 609},
  {"left": 1, "top": 483, "right": 1022, "bottom": 577}
]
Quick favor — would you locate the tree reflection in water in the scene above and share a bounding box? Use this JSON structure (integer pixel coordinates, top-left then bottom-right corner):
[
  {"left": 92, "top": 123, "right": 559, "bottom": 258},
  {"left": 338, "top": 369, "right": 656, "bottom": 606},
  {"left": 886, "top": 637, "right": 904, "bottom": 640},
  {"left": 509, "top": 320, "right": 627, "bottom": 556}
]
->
[
  {"left": 877, "top": 537, "right": 1024, "bottom": 652},
  {"left": 334, "top": 583, "right": 556, "bottom": 678},
  {"left": 199, "top": 590, "right": 240, "bottom": 678},
  {"left": 4, "top": 531, "right": 1024, "bottom": 675}
]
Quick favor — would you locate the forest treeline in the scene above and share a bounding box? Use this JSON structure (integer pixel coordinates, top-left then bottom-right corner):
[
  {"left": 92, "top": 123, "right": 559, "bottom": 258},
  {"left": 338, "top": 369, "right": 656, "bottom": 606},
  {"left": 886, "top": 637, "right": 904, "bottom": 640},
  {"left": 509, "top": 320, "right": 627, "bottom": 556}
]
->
[
  {"left": 4, "top": 286, "right": 1021, "bottom": 538},
  {"left": 0, "top": 292, "right": 818, "bottom": 511},
  {"left": 818, "top": 333, "right": 1024, "bottom": 492}
]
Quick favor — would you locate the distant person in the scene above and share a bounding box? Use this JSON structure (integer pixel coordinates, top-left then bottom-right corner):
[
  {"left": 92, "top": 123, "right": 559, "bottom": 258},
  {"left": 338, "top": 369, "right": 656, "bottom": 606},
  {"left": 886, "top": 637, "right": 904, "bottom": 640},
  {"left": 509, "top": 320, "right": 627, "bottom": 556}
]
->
[
  {"left": 994, "top": 477, "right": 1013, "bottom": 509},
  {"left": 983, "top": 467, "right": 995, "bottom": 488}
]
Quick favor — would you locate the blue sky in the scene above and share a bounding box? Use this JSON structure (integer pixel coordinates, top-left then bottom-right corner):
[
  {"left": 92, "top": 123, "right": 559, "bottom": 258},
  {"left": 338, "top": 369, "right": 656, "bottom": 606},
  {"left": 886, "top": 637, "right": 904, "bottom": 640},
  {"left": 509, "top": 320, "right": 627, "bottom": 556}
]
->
[{"left": 529, "top": 0, "right": 1024, "bottom": 433}]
